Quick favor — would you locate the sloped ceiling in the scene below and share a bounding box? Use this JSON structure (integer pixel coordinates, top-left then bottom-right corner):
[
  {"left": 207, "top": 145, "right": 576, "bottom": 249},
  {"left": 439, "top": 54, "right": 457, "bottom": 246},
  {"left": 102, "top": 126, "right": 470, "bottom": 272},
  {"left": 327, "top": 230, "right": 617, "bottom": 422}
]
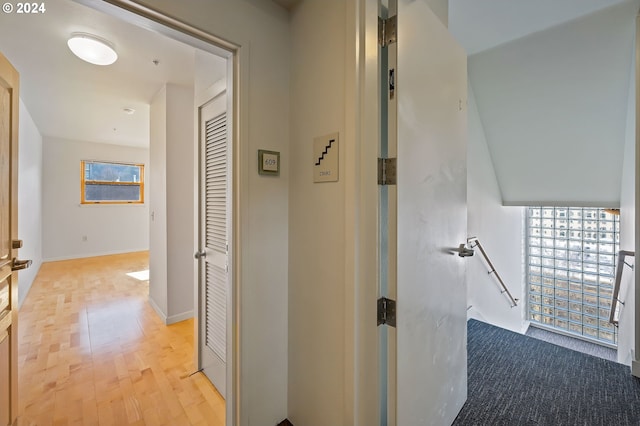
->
[
  {"left": 456, "top": 0, "right": 637, "bottom": 206},
  {"left": 450, "top": 0, "right": 628, "bottom": 55}
]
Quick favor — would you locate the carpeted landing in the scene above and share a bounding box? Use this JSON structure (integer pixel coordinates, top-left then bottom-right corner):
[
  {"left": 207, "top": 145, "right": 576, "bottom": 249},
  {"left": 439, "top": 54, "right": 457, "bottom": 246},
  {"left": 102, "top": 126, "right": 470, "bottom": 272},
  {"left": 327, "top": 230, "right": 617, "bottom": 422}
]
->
[{"left": 452, "top": 319, "right": 640, "bottom": 426}]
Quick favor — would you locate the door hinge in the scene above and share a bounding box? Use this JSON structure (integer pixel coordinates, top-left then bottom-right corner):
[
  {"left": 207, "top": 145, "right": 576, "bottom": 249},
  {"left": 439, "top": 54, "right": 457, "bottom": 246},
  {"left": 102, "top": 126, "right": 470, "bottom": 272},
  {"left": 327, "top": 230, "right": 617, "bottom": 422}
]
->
[
  {"left": 378, "top": 158, "right": 397, "bottom": 185},
  {"left": 378, "top": 15, "right": 397, "bottom": 47},
  {"left": 377, "top": 297, "right": 396, "bottom": 327}
]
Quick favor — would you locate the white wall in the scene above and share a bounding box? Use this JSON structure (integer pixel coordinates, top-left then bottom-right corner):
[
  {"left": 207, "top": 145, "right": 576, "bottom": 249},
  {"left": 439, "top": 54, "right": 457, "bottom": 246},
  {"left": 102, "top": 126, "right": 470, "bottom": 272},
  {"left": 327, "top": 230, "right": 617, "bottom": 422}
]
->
[
  {"left": 449, "top": 0, "right": 631, "bottom": 55},
  {"left": 469, "top": 1, "right": 637, "bottom": 206},
  {"left": 124, "top": 1, "right": 291, "bottom": 423},
  {"left": 288, "top": 1, "right": 347, "bottom": 424},
  {"left": 42, "top": 137, "right": 149, "bottom": 261},
  {"left": 149, "top": 83, "right": 195, "bottom": 324},
  {"left": 466, "top": 84, "right": 526, "bottom": 333},
  {"left": 617, "top": 48, "right": 636, "bottom": 366},
  {"left": 426, "top": 0, "right": 448, "bottom": 26},
  {"left": 194, "top": 50, "right": 226, "bottom": 96},
  {"left": 17, "top": 99, "right": 42, "bottom": 307},
  {"left": 166, "top": 84, "right": 195, "bottom": 322},
  {"left": 149, "top": 86, "right": 169, "bottom": 318}
]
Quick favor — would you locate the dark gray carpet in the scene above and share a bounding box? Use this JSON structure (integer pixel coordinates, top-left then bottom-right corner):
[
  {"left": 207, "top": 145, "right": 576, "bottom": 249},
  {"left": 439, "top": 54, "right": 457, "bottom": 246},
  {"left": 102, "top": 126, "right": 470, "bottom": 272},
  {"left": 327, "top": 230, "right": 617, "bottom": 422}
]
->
[
  {"left": 526, "top": 326, "right": 617, "bottom": 362},
  {"left": 452, "top": 319, "right": 640, "bottom": 426}
]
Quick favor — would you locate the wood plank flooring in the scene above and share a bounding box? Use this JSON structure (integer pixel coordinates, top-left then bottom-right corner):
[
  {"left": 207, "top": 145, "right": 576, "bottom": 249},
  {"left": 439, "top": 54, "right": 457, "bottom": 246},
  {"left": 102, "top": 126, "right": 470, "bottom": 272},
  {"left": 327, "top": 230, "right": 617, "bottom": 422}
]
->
[{"left": 17, "top": 252, "right": 225, "bottom": 425}]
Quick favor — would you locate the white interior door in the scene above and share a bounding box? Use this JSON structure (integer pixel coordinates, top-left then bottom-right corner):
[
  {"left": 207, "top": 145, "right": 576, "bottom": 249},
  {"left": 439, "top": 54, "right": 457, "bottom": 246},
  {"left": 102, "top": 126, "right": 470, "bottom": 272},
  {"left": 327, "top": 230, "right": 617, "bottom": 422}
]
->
[
  {"left": 198, "top": 91, "right": 229, "bottom": 398},
  {"left": 390, "top": 1, "right": 468, "bottom": 424}
]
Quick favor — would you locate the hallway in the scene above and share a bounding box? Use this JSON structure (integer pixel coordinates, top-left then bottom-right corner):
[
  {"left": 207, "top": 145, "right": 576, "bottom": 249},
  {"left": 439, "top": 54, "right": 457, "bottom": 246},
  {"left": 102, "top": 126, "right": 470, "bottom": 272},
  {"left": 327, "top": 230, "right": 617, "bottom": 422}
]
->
[{"left": 17, "top": 252, "right": 224, "bottom": 425}]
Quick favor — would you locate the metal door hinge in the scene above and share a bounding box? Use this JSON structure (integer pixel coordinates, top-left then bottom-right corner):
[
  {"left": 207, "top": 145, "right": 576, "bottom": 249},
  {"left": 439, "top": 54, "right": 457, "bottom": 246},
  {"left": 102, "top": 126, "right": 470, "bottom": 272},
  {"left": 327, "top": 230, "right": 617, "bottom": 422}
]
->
[
  {"left": 377, "top": 297, "right": 396, "bottom": 327},
  {"left": 378, "top": 15, "right": 397, "bottom": 47},
  {"left": 378, "top": 158, "right": 397, "bottom": 185}
]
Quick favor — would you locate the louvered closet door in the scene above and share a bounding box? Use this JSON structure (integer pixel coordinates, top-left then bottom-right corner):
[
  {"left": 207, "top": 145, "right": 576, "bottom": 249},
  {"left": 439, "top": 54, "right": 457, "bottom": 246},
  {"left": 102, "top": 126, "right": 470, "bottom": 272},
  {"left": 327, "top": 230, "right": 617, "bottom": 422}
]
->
[{"left": 199, "top": 92, "right": 229, "bottom": 398}]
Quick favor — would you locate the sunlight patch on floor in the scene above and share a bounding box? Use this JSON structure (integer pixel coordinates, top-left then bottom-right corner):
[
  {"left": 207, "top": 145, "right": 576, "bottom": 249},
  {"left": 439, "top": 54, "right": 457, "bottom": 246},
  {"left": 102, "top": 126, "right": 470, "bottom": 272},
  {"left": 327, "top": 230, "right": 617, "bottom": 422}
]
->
[{"left": 126, "top": 269, "right": 149, "bottom": 281}]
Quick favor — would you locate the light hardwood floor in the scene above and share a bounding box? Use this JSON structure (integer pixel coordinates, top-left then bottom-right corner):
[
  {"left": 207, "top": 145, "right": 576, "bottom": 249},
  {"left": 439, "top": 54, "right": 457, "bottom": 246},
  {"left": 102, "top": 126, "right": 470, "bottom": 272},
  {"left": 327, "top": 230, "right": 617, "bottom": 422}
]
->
[{"left": 17, "top": 252, "right": 225, "bottom": 425}]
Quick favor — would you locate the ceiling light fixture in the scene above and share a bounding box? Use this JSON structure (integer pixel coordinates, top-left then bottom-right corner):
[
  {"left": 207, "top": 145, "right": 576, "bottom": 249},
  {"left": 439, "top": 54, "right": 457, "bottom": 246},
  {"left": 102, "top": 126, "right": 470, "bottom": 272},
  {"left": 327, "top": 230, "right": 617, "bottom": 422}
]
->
[{"left": 67, "top": 33, "right": 118, "bottom": 66}]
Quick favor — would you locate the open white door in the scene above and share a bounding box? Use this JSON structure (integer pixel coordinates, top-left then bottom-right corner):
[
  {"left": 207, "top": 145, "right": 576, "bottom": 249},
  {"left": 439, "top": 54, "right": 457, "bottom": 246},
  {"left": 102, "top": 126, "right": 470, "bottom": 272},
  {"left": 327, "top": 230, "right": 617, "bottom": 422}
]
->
[
  {"left": 197, "top": 91, "right": 230, "bottom": 398},
  {"left": 380, "top": 0, "right": 468, "bottom": 424}
]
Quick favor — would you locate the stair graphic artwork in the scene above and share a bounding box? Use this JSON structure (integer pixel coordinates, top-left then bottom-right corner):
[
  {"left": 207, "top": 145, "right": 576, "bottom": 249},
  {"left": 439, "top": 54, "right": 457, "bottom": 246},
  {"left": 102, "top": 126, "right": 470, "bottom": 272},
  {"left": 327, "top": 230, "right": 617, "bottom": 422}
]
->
[{"left": 315, "top": 139, "right": 336, "bottom": 166}]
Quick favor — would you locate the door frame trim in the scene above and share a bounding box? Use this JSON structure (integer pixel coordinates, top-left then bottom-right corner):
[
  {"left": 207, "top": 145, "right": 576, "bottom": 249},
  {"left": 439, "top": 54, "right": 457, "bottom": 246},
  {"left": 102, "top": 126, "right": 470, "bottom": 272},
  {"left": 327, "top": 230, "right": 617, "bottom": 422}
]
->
[
  {"left": 344, "top": 0, "right": 381, "bottom": 424},
  {"left": 0, "top": 48, "right": 21, "bottom": 426}
]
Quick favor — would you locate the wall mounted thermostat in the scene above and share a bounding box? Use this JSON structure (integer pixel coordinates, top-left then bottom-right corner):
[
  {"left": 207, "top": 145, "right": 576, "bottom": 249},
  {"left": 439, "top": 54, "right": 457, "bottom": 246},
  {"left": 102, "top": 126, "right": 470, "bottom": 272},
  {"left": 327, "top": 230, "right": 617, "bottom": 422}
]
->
[
  {"left": 258, "top": 149, "right": 280, "bottom": 176},
  {"left": 313, "top": 132, "right": 339, "bottom": 183}
]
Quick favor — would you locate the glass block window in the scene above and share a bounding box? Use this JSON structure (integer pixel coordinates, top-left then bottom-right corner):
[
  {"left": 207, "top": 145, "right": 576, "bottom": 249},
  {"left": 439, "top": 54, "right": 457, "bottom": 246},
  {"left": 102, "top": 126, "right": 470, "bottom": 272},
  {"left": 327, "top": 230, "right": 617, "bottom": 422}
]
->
[
  {"left": 81, "top": 160, "right": 144, "bottom": 204},
  {"left": 527, "top": 207, "right": 619, "bottom": 346}
]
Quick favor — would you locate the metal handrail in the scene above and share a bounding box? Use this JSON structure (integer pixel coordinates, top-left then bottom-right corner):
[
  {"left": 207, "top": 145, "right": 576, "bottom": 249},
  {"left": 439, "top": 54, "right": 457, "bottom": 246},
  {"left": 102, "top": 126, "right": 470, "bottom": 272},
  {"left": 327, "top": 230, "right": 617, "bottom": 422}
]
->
[
  {"left": 467, "top": 237, "right": 518, "bottom": 308},
  {"left": 609, "top": 250, "right": 635, "bottom": 326}
]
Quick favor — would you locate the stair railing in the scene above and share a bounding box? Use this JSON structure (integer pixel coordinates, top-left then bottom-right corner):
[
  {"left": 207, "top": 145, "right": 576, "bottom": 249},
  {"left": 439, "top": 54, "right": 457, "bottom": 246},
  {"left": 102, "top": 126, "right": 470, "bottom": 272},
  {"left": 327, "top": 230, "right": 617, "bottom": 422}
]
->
[
  {"left": 467, "top": 237, "right": 518, "bottom": 308},
  {"left": 609, "top": 250, "right": 635, "bottom": 326}
]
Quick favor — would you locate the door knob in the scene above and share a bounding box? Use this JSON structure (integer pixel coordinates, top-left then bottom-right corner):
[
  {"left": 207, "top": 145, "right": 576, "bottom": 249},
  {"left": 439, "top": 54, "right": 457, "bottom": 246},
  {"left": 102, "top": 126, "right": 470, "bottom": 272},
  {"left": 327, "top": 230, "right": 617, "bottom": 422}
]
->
[
  {"left": 11, "top": 258, "right": 32, "bottom": 271},
  {"left": 194, "top": 250, "right": 207, "bottom": 260}
]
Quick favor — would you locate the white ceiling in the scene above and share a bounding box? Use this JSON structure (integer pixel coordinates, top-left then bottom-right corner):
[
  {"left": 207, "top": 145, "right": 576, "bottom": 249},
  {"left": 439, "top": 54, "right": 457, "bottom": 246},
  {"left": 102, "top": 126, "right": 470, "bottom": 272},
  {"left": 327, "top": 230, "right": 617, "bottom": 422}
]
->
[
  {"left": 465, "top": 0, "right": 638, "bottom": 206},
  {"left": 449, "top": 0, "right": 629, "bottom": 54},
  {"left": 0, "top": 0, "right": 632, "bottom": 150},
  {"left": 0, "top": 0, "right": 226, "bottom": 148}
]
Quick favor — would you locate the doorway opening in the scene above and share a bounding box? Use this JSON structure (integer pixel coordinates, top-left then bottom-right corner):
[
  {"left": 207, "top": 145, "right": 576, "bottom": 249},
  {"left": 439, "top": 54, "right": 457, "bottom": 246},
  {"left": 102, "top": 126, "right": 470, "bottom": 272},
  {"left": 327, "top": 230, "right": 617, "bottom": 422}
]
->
[
  {"left": 0, "top": 0, "right": 236, "bottom": 422},
  {"left": 75, "top": 1, "right": 236, "bottom": 419}
]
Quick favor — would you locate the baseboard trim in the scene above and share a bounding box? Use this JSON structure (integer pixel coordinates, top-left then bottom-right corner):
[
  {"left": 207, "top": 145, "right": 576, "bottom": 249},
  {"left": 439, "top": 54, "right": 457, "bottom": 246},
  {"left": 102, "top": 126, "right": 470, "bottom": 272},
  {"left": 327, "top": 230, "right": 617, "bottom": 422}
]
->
[
  {"left": 148, "top": 300, "right": 193, "bottom": 325},
  {"left": 277, "top": 420, "right": 294, "bottom": 426},
  {"left": 43, "top": 249, "right": 149, "bottom": 262},
  {"left": 167, "top": 310, "right": 194, "bottom": 325},
  {"left": 148, "top": 297, "right": 167, "bottom": 323},
  {"left": 17, "top": 260, "right": 42, "bottom": 309}
]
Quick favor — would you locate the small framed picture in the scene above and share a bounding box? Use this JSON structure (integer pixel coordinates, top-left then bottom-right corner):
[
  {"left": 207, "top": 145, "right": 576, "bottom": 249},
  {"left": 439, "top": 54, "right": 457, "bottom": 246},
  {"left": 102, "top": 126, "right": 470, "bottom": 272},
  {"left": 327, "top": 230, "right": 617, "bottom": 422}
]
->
[{"left": 258, "top": 150, "right": 280, "bottom": 176}]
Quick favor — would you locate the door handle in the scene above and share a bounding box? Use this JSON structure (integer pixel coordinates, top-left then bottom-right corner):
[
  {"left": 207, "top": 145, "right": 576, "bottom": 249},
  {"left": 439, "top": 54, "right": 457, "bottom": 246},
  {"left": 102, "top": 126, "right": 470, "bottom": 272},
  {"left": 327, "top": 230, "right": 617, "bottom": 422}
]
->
[
  {"left": 12, "top": 258, "right": 32, "bottom": 271},
  {"left": 194, "top": 250, "right": 207, "bottom": 260}
]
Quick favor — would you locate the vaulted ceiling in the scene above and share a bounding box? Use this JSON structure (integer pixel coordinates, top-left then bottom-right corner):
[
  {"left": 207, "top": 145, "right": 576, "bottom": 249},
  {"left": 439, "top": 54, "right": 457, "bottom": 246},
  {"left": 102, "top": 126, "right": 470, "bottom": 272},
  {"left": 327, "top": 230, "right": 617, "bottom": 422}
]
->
[
  {"left": 450, "top": 0, "right": 638, "bottom": 206},
  {"left": 450, "top": 0, "right": 629, "bottom": 55}
]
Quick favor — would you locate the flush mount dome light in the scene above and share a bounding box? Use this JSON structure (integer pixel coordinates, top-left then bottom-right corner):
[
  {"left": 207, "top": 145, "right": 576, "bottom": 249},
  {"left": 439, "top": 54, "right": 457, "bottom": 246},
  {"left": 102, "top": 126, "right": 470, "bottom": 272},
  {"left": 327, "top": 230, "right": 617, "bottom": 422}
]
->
[{"left": 67, "top": 33, "right": 117, "bottom": 66}]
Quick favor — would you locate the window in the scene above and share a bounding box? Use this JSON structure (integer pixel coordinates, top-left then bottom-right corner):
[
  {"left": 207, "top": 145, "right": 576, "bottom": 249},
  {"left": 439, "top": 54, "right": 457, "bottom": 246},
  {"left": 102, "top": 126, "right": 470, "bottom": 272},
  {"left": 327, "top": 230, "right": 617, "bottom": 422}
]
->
[
  {"left": 81, "top": 160, "right": 144, "bottom": 204},
  {"left": 527, "top": 207, "right": 618, "bottom": 346}
]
